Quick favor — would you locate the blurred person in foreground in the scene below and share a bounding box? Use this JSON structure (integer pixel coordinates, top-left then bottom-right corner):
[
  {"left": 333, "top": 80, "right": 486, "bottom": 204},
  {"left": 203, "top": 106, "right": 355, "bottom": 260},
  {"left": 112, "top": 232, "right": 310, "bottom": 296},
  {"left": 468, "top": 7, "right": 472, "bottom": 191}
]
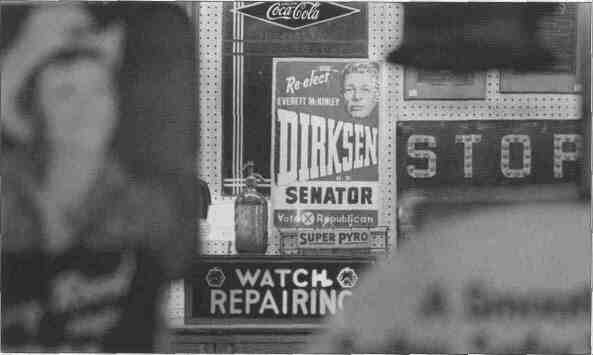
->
[
  {"left": 305, "top": 4, "right": 591, "bottom": 351},
  {"left": 1, "top": 3, "right": 198, "bottom": 352},
  {"left": 304, "top": 183, "right": 590, "bottom": 353}
]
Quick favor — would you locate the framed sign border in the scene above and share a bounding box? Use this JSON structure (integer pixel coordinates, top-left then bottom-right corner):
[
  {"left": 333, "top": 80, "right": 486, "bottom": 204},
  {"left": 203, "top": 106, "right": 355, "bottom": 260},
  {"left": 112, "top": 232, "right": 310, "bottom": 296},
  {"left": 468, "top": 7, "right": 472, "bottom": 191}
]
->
[
  {"left": 499, "top": 3, "right": 586, "bottom": 94},
  {"left": 270, "top": 57, "right": 387, "bottom": 246},
  {"left": 403, "top": 68, "right": 487, "bottom": 100},
  {"left": 183, "top": 255, "right": 377, "bottom": 327}
]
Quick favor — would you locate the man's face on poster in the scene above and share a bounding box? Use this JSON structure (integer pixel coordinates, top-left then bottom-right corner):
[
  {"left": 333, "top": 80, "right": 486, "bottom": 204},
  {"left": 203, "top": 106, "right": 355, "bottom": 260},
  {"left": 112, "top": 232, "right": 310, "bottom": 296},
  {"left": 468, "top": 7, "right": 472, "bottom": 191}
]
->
[{"left": 342, "top": 72, "right": 378, "bottom": 119}]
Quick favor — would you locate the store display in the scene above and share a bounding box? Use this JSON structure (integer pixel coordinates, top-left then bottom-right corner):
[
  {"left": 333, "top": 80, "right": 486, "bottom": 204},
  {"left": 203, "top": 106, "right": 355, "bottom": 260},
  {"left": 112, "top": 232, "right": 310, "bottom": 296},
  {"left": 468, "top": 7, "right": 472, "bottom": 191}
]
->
[
  {"left": 220, "top": 2, "right": 368, "bottom": 195},
  {"left": 184, "top": 2, "right": 588, "bottom": 353}
]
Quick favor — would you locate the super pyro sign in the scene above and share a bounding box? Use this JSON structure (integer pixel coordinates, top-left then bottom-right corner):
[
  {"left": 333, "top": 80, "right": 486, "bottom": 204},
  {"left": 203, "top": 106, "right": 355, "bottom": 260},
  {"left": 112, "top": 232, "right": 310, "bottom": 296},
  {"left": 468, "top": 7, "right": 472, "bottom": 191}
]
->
[{"left": 271, "top": 59, "right": 381, "bottom": 229}]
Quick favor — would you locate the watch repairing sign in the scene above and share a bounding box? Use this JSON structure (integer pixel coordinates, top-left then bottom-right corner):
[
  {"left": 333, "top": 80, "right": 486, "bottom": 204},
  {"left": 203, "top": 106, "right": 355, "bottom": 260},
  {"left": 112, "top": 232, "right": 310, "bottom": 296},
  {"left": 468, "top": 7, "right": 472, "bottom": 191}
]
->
[
  {"left": 271, "top": 58, "right": 381, "bottom": 230},
  {"left": 185, "top": 259, "right": 370, "bottom": 320}
]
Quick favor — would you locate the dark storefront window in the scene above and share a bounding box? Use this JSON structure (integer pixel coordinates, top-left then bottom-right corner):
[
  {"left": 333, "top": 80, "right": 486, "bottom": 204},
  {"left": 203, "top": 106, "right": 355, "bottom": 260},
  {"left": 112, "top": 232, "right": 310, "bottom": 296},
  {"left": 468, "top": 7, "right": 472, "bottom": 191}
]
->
[{"left": 221, "top": 2, "right": 368, "bottom": 195}]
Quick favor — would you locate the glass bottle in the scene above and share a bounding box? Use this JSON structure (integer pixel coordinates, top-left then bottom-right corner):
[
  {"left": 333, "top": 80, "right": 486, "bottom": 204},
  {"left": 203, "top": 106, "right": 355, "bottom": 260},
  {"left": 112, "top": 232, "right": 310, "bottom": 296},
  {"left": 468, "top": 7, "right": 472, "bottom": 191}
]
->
[{"left": 234, "top": 162, "right": 268, "bottom": 254}]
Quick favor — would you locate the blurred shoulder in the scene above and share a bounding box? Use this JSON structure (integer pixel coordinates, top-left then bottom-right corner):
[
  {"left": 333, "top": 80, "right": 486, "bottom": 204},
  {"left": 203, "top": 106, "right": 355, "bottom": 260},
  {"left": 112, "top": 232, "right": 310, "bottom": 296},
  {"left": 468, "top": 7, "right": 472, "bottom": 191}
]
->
[
  {"left": 100, "top": 163, "right": 194, "bottom": 279},
  {"left": 86, "top": 162, "right": 177, "bottom": 248},
  {"left": 1, "top": 150, "right": 41, "bottom": 252}
]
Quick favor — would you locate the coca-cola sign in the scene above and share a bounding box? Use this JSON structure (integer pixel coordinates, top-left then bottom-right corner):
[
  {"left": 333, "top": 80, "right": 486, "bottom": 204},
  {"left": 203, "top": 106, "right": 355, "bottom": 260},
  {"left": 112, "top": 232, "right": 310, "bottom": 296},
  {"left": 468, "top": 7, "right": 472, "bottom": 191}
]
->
[{"left": 232, "top": 2, "right": 360, "bottom": 30}]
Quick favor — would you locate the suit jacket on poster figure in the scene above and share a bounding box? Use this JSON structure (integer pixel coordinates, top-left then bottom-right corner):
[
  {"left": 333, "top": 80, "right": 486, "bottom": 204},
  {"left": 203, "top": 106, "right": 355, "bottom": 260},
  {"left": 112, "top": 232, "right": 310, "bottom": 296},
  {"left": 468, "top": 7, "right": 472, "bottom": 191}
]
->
[{"left": 304, "top": 185, "right": 591, "bottom": 354}]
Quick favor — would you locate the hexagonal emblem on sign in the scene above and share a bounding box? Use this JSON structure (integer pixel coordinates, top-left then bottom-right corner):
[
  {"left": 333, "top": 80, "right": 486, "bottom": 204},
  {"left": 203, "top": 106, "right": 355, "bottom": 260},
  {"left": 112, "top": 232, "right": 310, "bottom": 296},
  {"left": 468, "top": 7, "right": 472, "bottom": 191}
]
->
[
  {"left": 337, "top": 267, "right": 358, "bottom": 288},
  {"left": 206, "top": 267, "right": 226, "bottom": 288}
]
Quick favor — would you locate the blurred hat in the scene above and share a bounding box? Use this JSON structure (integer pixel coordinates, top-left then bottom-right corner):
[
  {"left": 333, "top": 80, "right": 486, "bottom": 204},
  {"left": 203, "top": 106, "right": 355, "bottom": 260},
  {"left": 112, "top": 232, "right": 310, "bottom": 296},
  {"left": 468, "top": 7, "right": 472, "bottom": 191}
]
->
[
  {"left": 387, "top": 4, "right": 558, "bottom": 72},
  {"left": 1, "top": 4, "right": 124, "bottom": 144}
]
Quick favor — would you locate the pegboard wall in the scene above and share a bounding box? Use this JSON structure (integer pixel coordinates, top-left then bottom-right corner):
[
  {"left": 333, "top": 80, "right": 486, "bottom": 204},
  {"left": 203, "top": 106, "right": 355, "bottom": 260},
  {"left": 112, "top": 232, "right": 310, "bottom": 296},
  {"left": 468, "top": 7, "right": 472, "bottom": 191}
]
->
[
  {"left": 369, "top": 2, "right": 402, "bottom": 251},
  {"left": 165, "top": 280, "right": 185, "bottom": 327},
  {"left": 166, "top": 2, "right": 225, "bottom": 325},
  {"left": 196, "top": 2, "right": 583, "bottom": 255},
  {"left": 198, "top": 2, "right": 224, "bottom": 201},
  {"left": 395, "top": 69, "right": 582, "bottom": 121},
  {"left": 198, "top": 3, "right": 406, "bottom": 255},
  {"left": 168, "top": 0, "right": 586, "bottom": 325}
]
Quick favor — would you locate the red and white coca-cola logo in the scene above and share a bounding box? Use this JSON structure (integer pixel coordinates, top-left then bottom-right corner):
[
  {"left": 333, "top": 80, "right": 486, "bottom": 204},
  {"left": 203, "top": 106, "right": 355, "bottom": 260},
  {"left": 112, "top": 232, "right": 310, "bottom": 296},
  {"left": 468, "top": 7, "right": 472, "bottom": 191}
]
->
[{"left": 266, "top": 2, "right": 320, "bottom": 21}]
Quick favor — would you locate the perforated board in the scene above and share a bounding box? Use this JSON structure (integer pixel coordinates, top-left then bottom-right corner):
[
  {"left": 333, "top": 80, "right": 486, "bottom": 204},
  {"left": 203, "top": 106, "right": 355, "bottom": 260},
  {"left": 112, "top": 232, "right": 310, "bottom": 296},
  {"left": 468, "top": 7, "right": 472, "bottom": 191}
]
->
[
  {"left": 197, "top": 2, "right": 583, "bottom": 254},
  {"left": 198, "top": 2, "right": 224, "bottom": 201},
  {"left": 179, "top": 0, "right": 586, "bottom": 327},
  {"left": 165, "top": 280, "right": 185, "bottom": 327},
  {"left": 398, "top": 69, "right": 581, "bottom": 121},
  {"left": 200, "top": 3, "right": 403, "bottom": 256},
  {"left": 369, "top": 2, "right": 401, "bottom": 251},
  {"left": 168, "top": 2, "right": 225, "bottom": 322}
]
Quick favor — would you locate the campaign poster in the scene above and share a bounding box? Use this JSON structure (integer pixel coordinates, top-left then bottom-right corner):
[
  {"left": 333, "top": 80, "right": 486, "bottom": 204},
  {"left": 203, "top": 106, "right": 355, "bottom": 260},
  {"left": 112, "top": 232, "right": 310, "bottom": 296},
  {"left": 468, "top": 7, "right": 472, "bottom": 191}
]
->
[{"left": 271, "top": 59, "right": 380, "bottom": 230}]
